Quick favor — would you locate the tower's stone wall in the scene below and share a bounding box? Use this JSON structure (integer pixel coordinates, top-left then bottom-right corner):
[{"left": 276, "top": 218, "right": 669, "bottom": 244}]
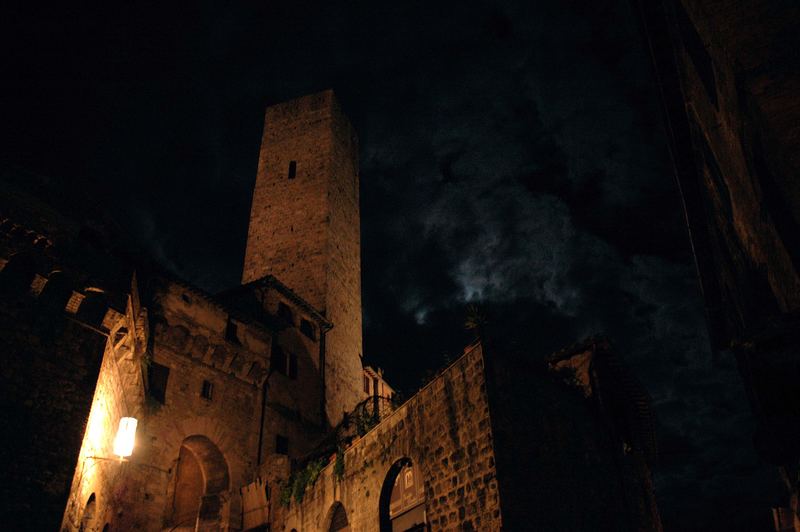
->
[{"left": 243, "top": 90, "right": 364, "bottom": 425}]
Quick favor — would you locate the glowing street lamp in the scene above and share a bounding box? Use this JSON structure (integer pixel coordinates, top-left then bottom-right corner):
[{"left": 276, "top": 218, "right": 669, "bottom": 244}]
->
[{"left": 112, "top": 417, "right": 137, "bottom": 459}]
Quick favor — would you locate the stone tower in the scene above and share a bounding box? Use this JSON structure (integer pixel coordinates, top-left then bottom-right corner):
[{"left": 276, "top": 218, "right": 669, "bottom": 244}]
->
[{"left": 243, "top": 90, "right": 364, "bottom": 425}]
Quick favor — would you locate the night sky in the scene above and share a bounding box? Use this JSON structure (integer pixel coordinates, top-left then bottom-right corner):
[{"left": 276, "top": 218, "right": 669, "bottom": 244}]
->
[{"left": 1, "top": 1, "right": 784, "bottom": 530}]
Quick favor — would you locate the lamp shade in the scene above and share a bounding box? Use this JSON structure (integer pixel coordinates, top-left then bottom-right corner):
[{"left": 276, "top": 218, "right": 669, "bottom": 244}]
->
[{"left": 112, "top": 417, "right": 137, "bottom": 458}]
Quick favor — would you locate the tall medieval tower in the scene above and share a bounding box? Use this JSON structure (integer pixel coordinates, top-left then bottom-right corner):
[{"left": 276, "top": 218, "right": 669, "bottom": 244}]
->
[{"left": 242, "top": 90, "right": 364, "bottom": 426}]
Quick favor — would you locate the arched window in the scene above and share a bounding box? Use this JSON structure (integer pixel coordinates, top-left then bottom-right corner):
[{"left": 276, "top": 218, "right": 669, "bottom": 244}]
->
[
  {"left": 79, "top": 493, "right": 97, "bottom": 532},
  {"left": 379, "top": 459, "right": 427, "bottom": 532},
  {"left": 327, "top": 501, "right": 350, "bottom": 532}
]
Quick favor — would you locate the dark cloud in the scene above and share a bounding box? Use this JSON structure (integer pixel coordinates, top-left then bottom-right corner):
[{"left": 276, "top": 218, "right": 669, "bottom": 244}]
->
[{"left": 1, "top": 0, "right": 782, "bottom": 529}]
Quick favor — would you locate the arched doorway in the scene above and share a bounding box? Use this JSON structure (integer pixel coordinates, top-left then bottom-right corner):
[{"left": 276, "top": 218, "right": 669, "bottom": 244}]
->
[
  {"left": 326, "top": 501, "right": 350, "bottom": 532},
  {"left": 79, "top": 493, "right": 97, "bottom": 532},
  {"left": 168, "top": 435, "right": 230, "bottom": 530},
  {"left": 379, "top": 459, "right": 427, "bottom": 532}
]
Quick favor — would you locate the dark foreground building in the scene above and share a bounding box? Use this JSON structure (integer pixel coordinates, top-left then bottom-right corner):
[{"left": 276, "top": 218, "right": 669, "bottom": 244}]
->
[
  {"left": 633, "top": 1, "right": 800, "bottom": 530},
  {"left": 0, "top": 91, "right": 660, "bottom": 531}
]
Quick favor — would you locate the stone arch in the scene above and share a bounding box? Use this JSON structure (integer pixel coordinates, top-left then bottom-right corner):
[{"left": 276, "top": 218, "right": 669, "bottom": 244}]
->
[
  {"left": 79, "top": 493, "right": 97, "bottom": 532},
  {"left": 167, "top": 434, "right": 230, "bottom": 530},
  {"left": 325, "top": 501, "right": 350, "bottom": 532},
  {"left": 168, "top": 415, "right": 247, "bottom": 483},
  {"left": 379, "top": 458, "right": 427, "bottom": 532}
]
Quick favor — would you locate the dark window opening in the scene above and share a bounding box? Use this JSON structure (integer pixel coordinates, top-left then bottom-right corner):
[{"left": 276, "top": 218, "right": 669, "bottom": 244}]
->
[
  {"left": 288, "top": 160, "right": 297, "bottom": 180},
  {"left": 277, "top": 302, "right": 294, "bottom": 325},
  {"left": 181, "top": 293, "right": 192, "bottom": 305},
  {"left": 300, "top": 319, "right": 316, "bottom": 340},
  {"left": 276, "top": 434, "right": 289, "bottom": 455},
  {"left": 364, "top": 375, "right": 370, "bottom": 394},
  {"left": 288, "top": 353, "right": 298, "bottom": 379},
  {"left": 225, "top": 318, "right": 241, "bottom": 344},
  {"left": 675, "top": 1, "right": 717, "bottom": 107},
  {"left": 201, "top": 380, "right": 214, "bottom": 400},
  {"left": 272, "top": 338, "right": 287, "bottom": 375},
  {"left": 148, "top": 362, "right": 170, "bottom": 404},
  {"left": 329, "top": 502, "right": 349, "bottom": 531}
]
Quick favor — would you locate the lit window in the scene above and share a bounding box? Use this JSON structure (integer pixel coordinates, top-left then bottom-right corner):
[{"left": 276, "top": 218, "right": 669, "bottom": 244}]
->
[{"left": 404, "top": 468, "right": 414, "bottom": 488}]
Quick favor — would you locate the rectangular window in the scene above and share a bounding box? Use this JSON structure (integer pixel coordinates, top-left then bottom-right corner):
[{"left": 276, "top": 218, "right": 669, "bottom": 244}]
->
[
  {"left": 148, "top": 362, "right": 170, "bottom": 404},
  {"left": 276, "top": 434, "right": 289, "bottom": 455},
  {"left": 201, "top": 380, "right": 214, "bottom": 400},
  {"left": 288, "top": 353, "right": 298, "bottom": 379},
  {"left": 364, "top": 375, "right": 370, "bottom": 394},
  {"left": 300, "top": 319, "right": 316, "bottom": 340},
  {"left": 288, "top": 160, "right": 297, "bottom": 179},
  {"left": 225, "top": 317, "right": 241, "bottom": 344},
  {"left": 271, "top": 338, "right": 287, "bottom": 375},
  {"left": 277, "top": 302, "right": 294, "bottom": 325}
]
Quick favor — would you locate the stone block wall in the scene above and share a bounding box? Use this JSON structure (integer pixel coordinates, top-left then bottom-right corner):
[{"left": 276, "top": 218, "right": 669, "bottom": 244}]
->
[
  {"left": 133, "top": 280, "right": 266, "bottom": 530},
  {"left": 260, "top": 288, "right": 327, "bottom": 458},
  {"left": 242, "top": 90, "right": 365, "bottom": 426},
  {"left": 61, "top": 306, "right": 146, "bottom": 531},
  {"left": 277, "top": 342, "right": 503, "bottom": 531},
  {"left": 0, "top": 313, "right": 107, "bottom": 530},
  {"left": 0, "top": 216, "right": 112, "bottom": 530}
]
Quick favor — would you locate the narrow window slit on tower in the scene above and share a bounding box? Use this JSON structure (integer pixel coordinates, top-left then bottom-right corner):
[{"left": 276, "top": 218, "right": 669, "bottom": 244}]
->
[
  {"left": 276, "top": 434, "right": 289, "bottom": 455},
  {"left": 226, "top": 317, "right": 241, "bottom": 344},
  {"left": 288, "top": 160, "right": 297, "bottom": 179},
  {"left": 201, "top": 380, "right": 214, "bottom": 400}
]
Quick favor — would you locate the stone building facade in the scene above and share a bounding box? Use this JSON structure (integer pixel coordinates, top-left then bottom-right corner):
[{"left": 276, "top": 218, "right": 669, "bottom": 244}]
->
[
  {"left": 633, "top": 2, "right": 800, "bottom": 529},
  {"left": 1, "top": 91, "right": 661, "bottom": 531}
]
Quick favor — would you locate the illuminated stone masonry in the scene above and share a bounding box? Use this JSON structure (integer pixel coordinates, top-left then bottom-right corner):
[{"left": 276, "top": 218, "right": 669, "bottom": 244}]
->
[{"left": 0, "top": 91, "right": 662, "bottom": 531}]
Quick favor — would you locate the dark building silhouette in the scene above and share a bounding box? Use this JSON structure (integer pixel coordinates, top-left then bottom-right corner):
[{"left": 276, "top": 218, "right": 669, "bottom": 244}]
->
[{"left": 634, "top": 1, "right": 800, "bottom": 529}]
